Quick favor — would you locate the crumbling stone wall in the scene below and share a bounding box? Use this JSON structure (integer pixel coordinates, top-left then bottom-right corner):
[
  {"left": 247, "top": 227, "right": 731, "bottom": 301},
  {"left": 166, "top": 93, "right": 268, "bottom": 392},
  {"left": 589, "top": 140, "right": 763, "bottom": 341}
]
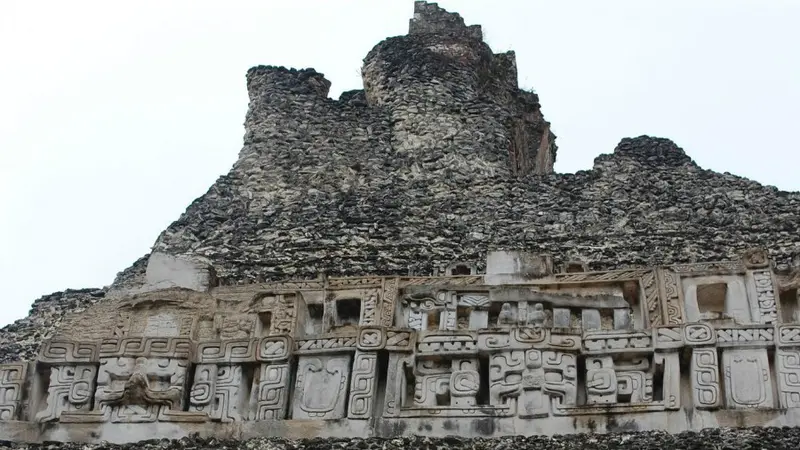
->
[
  {"left": 4, "top": 427, "right": 800, "bottom": 449},
  {"left": 2, "top": 1, "right": 799, "bottom": 366}
]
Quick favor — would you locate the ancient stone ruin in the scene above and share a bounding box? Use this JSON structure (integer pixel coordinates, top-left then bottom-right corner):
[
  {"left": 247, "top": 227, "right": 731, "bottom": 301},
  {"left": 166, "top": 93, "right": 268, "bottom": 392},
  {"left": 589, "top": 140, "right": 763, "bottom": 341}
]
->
[{"left": 2, "top": 1, "right": 800, "bottom": 446}]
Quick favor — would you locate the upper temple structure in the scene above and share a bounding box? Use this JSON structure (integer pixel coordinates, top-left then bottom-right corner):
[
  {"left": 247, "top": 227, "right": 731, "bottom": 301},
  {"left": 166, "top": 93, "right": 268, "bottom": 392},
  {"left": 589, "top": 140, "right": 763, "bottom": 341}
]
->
[{"left": 2, "top": 2, "right": 800, "bottom": 446}]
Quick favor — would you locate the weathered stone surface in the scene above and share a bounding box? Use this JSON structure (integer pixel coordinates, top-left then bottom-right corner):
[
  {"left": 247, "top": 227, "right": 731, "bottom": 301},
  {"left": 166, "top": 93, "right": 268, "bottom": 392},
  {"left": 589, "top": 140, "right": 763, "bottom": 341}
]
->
[
  {"left": 3, "top": 1, "right": 800, "bottom": 445},
  {"left": 6, "top": 427, "right": 800, "bottom": 449}
]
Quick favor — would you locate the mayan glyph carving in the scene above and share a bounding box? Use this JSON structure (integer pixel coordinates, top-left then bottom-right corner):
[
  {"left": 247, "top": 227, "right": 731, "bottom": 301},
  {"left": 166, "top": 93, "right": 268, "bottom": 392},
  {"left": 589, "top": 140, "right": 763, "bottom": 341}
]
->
[
  {"left": 691, "top": 348, "right": 721, "bottom": 409},
  {"left": 0, "top": 364, "right": 26, "bottom": 421},
  {"left": 35, "top": 365, "right": 97, "bottom": 422},
  {"left": 6, "top": 250, "right": 800, "bottom": 439},
  {"left": 722, "top": 349, "right": 773, "bottom": 408},
  {"left": 292, "top": 355, "right": 350, "bottom": 419}
]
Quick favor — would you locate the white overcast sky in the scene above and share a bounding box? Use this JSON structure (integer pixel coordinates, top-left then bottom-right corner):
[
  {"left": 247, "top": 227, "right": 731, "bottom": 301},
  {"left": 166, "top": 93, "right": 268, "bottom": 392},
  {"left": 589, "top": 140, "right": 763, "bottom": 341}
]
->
[{"left": 1, "top": 1, "right": 798, "bottom": 327}]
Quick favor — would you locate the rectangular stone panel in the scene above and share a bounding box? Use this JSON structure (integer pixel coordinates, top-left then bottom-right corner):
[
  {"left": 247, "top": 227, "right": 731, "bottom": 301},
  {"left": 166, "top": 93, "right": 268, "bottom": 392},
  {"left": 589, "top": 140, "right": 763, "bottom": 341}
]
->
[
  {"left": 251, "top": 363, "right": 291, "bottom": 420},
  {"left": 691, "top": 348, "right": 721, "bottom": 409},
  {"left": 722, "top": 348, "right": 773, "bottom": 408},
  {"left": 776, "top": 348, "right": 800, "bottom": 409},
  {"left": 348, "top": 351, "right": 379, "bottom": 419},
  {"left": 292, "top": 355, "right": 351, "bottom": 419},
  {"left": 0, "top": 363, "right": 27, "bottom": 421}
]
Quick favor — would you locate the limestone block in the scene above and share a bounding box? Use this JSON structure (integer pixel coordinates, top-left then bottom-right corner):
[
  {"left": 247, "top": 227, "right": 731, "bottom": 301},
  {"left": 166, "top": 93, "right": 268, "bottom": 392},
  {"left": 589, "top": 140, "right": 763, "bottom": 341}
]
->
[
  {"left": 292, "top": 355, "right": 351, "bottom": 419},
  {"left": 581, "top": 309, "right": 601, "bottom": 331},
  {"left": 691, "top": 348, "right": 721, "bottom": 409},
  {"left": 468, "top": 310, "right": 488, "bottom": 329},
  {"left": 143, "top": 252, "right": 215, "bottom": 292},
  {"left": 552, "top": 308, "right": 571, "bottom": 328},
  {"left": 722, "top": 348, "right": 773, "bottom": 408},
  {"left": 776, "top": 348, "right": 800, "bottom": 409},
  {"left": 485, "top": 251, "right": 553, "bottom": 285},
  {"left": 0, "top": 363, "right": 26, "bottom": 421},
  {"left": 614, "top": 309, "right": 633, "bottom": 330}
]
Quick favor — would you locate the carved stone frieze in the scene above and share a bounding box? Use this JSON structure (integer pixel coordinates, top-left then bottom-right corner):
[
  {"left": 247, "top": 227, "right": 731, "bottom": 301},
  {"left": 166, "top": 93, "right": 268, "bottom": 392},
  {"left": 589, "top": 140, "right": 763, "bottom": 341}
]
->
[
  {"left": 10, "top": 256, "right": 800, "bottom": 434},
  {"left": 0, "top": 363, "right": 26, "bottom": 421}
]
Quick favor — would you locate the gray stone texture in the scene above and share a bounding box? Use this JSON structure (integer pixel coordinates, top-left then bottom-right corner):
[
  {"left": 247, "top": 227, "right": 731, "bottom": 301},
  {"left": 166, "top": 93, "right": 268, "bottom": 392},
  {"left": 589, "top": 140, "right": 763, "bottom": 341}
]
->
[
  {"left": 1, "top": 0, "right": 800, "bottom": 416},
  {"left": 5, "top": 427, "right": 800, "bottom": 449}
]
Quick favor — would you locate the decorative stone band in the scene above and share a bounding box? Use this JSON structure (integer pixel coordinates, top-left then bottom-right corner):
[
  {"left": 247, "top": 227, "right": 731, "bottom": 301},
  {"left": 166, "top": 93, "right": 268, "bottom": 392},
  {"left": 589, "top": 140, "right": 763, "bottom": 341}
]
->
[
  {"left": 99, "top": 337, "right": 193, "bottom": 360},
  {"left": 195, "top": 336, "right": 292, "bottom": 363},
  {"left": 477, "top": 328, "right": 581, "bottom": 352},
  {"left": 38, "top": 340, "right": 99, "bottom": 364},
  {"left": 777, "top": 325, "right": 800, "bottom": 348},
  {"left": 295, "top": 335, "right": 358, "bottom": 355}
]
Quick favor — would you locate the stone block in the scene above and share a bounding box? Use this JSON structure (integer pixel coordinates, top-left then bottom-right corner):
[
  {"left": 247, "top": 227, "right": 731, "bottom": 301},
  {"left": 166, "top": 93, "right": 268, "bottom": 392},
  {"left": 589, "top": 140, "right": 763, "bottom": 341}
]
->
[
  {"left": 614, "top": 309, "right": 632, "bottom": 330},
  {"left": 144, "top": 252, "right": 216, "bottom": 292},
  {"left": 552, "top": 308, "right": 571, "bottom": 328},
  {"left": 485, "top": 251, "right": 553, "bottom": 285},
  {"left": 581, "top": 309, "right": 601, "bottom": 330}
]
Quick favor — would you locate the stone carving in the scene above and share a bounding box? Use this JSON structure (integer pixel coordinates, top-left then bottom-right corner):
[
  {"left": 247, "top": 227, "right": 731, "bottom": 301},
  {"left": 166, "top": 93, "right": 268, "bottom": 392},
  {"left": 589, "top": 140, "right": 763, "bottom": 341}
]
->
[
  {"left": 691, "top": 348, "right": 721, "bottom": 409},
  {"left": 296, "top": 336, "right": 357, "bottom": 354},
  {"left": 716, "top": 326, "right": 774, "bottom": 347},
  {"left": 742, "top": 248, "right": 770, "bottom": 269},
  {"left": 251, "top": 363, "right": 291, "bottom": 420},
  {"left": 381, "top": 278, "right": 399, "bottom": 327},
  {"left": 189, "top": 364, "right": 245, "bottom": 422},
  {"left": 38, "top": 340, "right": 98, "bottom": 364},
  {"left": 292, "top": 356, "right": 350, "bottom": 419},
  {"left": 778, "top": 325, "right": 800, "bottom": 347},
  {"left": 752, "top": 270, "right": 778, "bottom": 324},
  {"left": 357, "top": 327, "right": 385, "bottom": 351},
  {"left": 36, "top": 365, "right": 97, "bottom": 422},
  {"left": 585, "top": 356, "right": 617, "bottom": 404},
  {"left": 583, "top": 331, "right": 652, "bottom": 354},
  {"left": 684, "top": 323, "right": 716, "bottom": 346},
  {"left": 722, "top": 349, "right": 773, "bottom": 408},
  {"left": 655, "top": 326, "right": 684, "bottom": 349},
  {"left": 12, "top": 253, "right": 800, "bottom": 438},
  {"left": 348, "top": 352, "right": 378, "bottom": 419},
  {"left": 0, "top": 363, "right": 27, "bottom": 421},
  {"left": 776, "top": 348, "right": 800, "bottom": 409},
  {"left": 87, "top": 356, "right": 192, "bottom": 423}
]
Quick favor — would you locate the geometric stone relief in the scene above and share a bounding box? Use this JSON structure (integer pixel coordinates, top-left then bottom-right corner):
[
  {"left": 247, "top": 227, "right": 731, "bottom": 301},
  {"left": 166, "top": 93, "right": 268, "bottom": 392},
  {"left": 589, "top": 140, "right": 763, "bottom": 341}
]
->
[
  {"left": 35, "top": 365, "right": 97, "bottom": 422},
  {"left": 251, "top": 363, "right": 291, "bottom": 420},
  {"left": 348, "top": 351, "right": 379, "bottom": 419},
  {"left": 292, "top": 355, "right": 351, "bottom": 419},
  {"left": 0, "top": 363, "right": 27, "bottom": 421},
  {"left": 722, "top": 348, "right": 773, "bottom": 409},
  {"left": 750, "top": 270, "right": 779, "bottom": 325},
  {"left": 776, "top": 348, "right": 800, "bottom": 409},
  {"left": 691, "top": 347, "right": 721, "bottom": 410},
  {"left": 189, "top": 364, "right": 246, "bottom": 422},
  {"left": 11, "top": 253, "right": 800, "bottom": 434}
]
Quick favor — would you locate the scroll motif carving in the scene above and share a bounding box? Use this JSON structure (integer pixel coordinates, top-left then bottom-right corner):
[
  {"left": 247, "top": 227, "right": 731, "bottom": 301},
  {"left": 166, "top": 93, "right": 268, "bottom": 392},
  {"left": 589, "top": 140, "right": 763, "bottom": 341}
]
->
[
  {"left": 189, "top": 364, "right": 245, "bottom": 422},
  {"left": 35, "top": 365, "right": 97, "bottom": 422},
  {"left": 752, "top": 270, "right": 778, "bottom": 325},
  {"left": 251, "top": 363, "right": 291, "bottom": 420},
  {"left": 691, "top": 348, "right": 721, "bottom": 409},
  {"left": 38, "top": 341, "right": 98, "bottom": 364},
  {"left": 348, "top": 352, "right": 378, "bottom": 419},
  {"left": 776, "top": 348, "right": 800, "bottom": 409},
  {"left": 13, "top": 254, "right": 800, "bottom": 434},
  {"left": 658, "top": 269, "right": 684, "bottom": 325},
  {"left": 0, "top": 364, "right": 27, "bottom": 421},
  {"left": 381, "top": 277, "right": 399, "bottom": 327},
  {"left": 292, "top": 356, "right": 350, "bottom": 419}
]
